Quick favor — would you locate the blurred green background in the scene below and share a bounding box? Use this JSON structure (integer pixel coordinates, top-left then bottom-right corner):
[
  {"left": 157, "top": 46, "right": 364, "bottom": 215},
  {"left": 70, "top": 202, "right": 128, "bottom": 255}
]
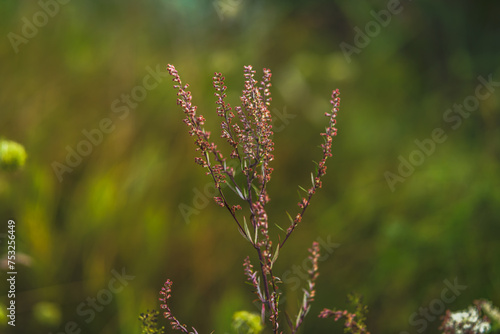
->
[{"left": 1, "top": 1, "right": 499, "bottom": 333}]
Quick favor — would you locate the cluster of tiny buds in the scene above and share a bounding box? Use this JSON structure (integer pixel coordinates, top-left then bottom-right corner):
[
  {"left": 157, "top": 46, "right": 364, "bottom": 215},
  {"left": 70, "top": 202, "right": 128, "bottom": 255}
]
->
[
  {"left": 159, "top": 279, "right": 197, "bottom": 333},
  {"left": 307, "top": 241, "right": 320, "bottom": 289},
  {"left": 319, "top": 89, "right": 340, "bottom": 175},
  {"left": 318, "top": 308, "right": 369, "bottom": 333},
  {"left": 319, "top": 309, "right": 355, "bottom": 322},
  {"left": 293, "top": 241, "right": 322, "bottom": 332},
  {"left": 243, "top": 256, "right": 264, "bottom": 302},
  {"left": 281, "top": 89, "right": 340, "bottom": 248}
]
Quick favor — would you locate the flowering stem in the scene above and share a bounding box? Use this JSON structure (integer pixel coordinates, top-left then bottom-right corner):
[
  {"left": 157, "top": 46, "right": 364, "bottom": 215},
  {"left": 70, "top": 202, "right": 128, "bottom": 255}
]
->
[
  {"left": 279, "top": 89, "right": 340, "bottom": 250},
  {"left": 167, "top": 64, "right": 340, "bottom": 334}
]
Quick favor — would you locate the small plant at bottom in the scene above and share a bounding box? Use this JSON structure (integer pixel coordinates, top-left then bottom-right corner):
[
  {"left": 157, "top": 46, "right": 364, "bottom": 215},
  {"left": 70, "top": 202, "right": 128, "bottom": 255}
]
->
[
  {"left": 232, "top": 311, "right": 263, "bottom": 334},
  {"left": 139, "top": 64, "right": 368, "bottom": 333},
  {"left": 0, "top": 138, "right": 27, "bottom": 171},
  {"left": 318, "top": 293, "right": 370, "bottom": 334},
  {"left": 139, "top": 310, "right": 166, "bottom": 334},
  {"left": 158, "top": 279, "right": 200, "bottom": 334},
  {"left": 440, "top": 299, "right": 500, "bottom": 334}
]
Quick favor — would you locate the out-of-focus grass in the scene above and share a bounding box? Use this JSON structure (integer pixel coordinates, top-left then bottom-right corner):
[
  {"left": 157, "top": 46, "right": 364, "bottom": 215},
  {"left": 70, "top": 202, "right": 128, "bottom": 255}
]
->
[{"left": 0, "top": 1, "right": 499, "bottom": 333}]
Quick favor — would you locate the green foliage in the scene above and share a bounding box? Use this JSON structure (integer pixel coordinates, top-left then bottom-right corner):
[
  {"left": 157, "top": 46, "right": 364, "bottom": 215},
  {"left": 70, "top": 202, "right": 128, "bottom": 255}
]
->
[
  {"left": 0, "top": 138, "right": 27, "bottom": 171},
  {"left": 231, "top": 311, "right": 263, "bottom": 334},
  {"left": 318, "top": 293, "right": 370, "bottom": 334},
  {"left": 440, "top": 300, "right": 500, "bottom": 334},
  {"left": 347, "top": 293, "right": 369, "bottom": 333},
  {"left": 139, "top": 310, "right": 166, "bottom": 334},
  {"left": 33, "top": 302, "right": 62, "bottom": 327},
  {"left": 483, "top": 301, "right": 500, "bottom": 332},
  {"left": 0, "top": 303, "right": 7, "bottom": 328}
]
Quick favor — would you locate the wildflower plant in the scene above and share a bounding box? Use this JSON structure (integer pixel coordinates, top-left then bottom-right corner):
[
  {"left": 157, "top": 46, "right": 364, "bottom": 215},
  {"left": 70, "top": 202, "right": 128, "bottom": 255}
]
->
[
  {"left": 0, "top": 138, "right": 27, "bottom": 171},
  {"left": 139, "top": 310, "right": 166, "bottom": 334},
  {"left": 232, "top": 311, "right": 264, "bottom": 334},
  {"left": 440, "top": 300, "right": 500, "bottom": 334},
  {"left": 146, "top": 64, "right": 347, "bottom": 333},
  {"left": 318, "top": 293, "right": 370, "bottom": 334}
]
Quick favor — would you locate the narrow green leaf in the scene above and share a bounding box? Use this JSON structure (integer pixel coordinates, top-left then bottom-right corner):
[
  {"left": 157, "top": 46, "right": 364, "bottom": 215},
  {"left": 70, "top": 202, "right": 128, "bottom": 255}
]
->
[
  {"left": 225, "top": 181, "right": 237, "bottom": 193},
  {"left": 296, "top": 308, "right": 303, "bottom": 327},
  {"left": 310, "top": 172, "right": 315, "bottom": 187},
  {"left": 304, "top": 304, "right": 311, "bottom": 318},
  {"left": 237, "top": 225, "right": 249, "bottom": 242},
  {"left": 243, "top": 217, "right": 252, "bottom": 244},
  {"left": 251, "top": 182, "right": 260, "bottom": 196},
  {"left": 270, "top": 245, "right": 280, "bottom": 269},
  {"left": 235, "top": 186, "right": 245, "bottom": 200},
  {"left": 302, "top": 289, "right": 309, "bottom": 304},
  {"left": 256, "top": 276, "right": 263, "bottom": 297},
  {"left": 254, "top": 219, "right": 259, "bottom": 245},
  {"left": 298, "top": 185, "right": 308, "bottom": 193},
  {"left": 275, "top": 223, "right": 285, "bottom": 232}
]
